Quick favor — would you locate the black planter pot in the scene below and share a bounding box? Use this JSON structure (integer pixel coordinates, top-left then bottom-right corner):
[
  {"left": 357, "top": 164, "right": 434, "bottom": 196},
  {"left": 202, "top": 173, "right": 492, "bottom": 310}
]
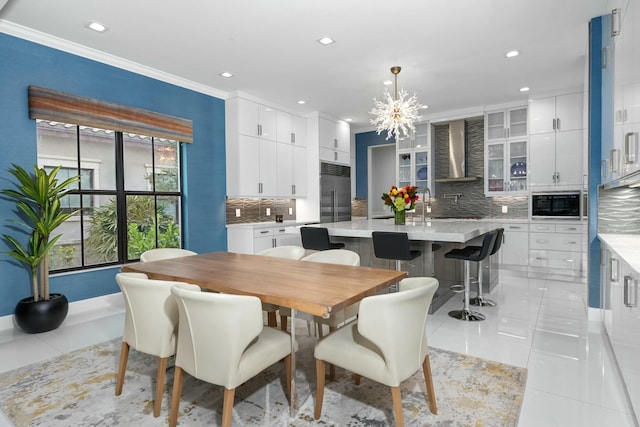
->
[{"left": 14, "top": 294, "right": 69, "bottom": 334}]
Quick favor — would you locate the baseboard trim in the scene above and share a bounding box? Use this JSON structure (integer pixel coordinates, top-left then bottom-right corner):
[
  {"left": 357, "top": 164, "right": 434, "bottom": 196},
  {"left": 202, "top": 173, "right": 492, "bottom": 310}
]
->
[{"left": 0, "top": 293, "right": 123, "bottom": 332}]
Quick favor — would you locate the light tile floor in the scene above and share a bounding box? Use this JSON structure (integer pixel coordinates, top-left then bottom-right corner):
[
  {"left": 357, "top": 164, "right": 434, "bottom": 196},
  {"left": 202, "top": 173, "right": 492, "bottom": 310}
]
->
[{"left": 0, "top": 270, "right": 636, "bottom": 426}]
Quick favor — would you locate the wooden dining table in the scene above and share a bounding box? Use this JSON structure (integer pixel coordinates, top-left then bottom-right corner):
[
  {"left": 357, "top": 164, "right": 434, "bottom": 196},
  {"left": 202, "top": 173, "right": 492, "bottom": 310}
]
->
[{"left": 121, "top": 251, "right": 407, "bottom": 415}]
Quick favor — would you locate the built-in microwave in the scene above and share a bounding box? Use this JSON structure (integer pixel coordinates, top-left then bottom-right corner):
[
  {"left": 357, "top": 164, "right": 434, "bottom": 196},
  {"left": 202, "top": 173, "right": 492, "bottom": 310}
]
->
[{"left": 531, "top": 192, "right": 583, "bottom": 219}]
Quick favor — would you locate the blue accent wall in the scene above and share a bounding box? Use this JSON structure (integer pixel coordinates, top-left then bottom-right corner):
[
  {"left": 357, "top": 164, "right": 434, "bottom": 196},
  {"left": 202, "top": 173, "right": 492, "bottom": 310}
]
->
[
  {"left": 588, "top": 15, "right": 614, "bottom": 309},
  {"left": 355, "top": 131, "right": 391, "bottom": 198},
  {"left": 0, "top": 33, "right": 226, "bottom": 316}
]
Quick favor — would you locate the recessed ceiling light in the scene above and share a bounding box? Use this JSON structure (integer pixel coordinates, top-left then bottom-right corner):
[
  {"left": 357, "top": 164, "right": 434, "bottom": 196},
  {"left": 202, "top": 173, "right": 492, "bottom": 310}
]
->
[
  {"left": 317, "top": 37, "right": 335, "bottom": 46},
  {"left": 520, "top": 87, "right": 530, "bottom": 92},
  {"left": 87, "top": 21, "right": 108, "bottom": 33},
  {"left": 505, "top": 50, "right": 519, "bottom": 58},
  {"left": 345, "top": 118, "right": 353, "bottom": 122},
  {"left": 297, "top": 100, "right": 306, "bottom": 105},
  {"left": 383, "top": 80, "right": 393, "bottom": 86},
  {"left": 220, "top": 72, "right": 233, "bottom": 78}
]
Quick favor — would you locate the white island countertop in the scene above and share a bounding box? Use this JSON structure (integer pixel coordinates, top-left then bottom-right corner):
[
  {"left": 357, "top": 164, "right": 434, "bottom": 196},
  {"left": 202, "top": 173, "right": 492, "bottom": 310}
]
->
[
  {"left": 316, "top": 218, "right": 501, "bottom": 243},
  {"left": 599, "top": 234, "right": 640, "bottom": 273}
]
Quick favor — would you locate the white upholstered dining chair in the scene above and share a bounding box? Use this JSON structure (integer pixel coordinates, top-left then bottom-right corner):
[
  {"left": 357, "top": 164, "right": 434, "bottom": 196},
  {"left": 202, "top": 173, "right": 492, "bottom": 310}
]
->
[
  {"left": 114, "top": 272, "right": 192, "bottom": 417},
  {"left": 140, "top": 247, "right": 197, "bottom": 262},
  {"left": 169, "top": 283, "right": 296, "bottom": 427},
  {"left": 313, "top": 276, "right": 439, "bottom": 426},
  {"left": 256, "top": 245, "right": 307, "bottom": 327}
]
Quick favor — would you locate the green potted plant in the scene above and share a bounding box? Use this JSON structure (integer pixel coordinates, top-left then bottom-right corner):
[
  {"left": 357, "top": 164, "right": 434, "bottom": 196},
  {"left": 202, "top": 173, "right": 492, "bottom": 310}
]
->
[{"left": 2, "top": 164, "right": 80, "bottom": 333}]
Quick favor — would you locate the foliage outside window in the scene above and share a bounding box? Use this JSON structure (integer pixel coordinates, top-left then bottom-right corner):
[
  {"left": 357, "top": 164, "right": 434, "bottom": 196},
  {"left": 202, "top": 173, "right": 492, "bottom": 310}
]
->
[{"left": 36, "top": 120, "right": 184, "bottom": 272}]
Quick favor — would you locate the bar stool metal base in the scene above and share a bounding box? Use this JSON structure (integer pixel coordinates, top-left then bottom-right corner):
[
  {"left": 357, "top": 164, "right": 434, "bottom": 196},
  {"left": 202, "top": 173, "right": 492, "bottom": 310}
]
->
[
  {"left": 470, "top": 296, "right": 496, "bottom": 307},
  {"left": 448, "top": 309, "right": 486, "bottom": 321}
]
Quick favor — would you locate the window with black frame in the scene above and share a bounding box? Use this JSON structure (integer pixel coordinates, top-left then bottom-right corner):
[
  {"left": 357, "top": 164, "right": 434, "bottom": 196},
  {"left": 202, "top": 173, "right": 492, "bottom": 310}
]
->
[{"left": 36, "top": 120, "right": 184, "bottom": 272}]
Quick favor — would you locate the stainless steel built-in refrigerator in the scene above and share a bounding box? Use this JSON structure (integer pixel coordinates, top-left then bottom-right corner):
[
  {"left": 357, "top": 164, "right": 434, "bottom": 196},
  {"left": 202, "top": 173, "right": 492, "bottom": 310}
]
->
[{"left": 320, "top": 162, "right": 351, "bottom": 223}]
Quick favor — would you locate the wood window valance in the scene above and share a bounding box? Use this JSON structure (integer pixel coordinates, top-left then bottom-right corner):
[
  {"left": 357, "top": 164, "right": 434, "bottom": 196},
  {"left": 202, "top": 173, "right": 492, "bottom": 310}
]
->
[{"left": 28, "top": 85, "right": 193, "bottom": 143}]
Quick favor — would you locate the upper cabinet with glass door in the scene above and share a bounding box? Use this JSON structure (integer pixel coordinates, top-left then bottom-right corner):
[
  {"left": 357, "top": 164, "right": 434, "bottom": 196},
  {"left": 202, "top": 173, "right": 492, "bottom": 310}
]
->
[
  {"left": 484, "top": 106, "right": 528, "bottom": 196},
  {"left": 396, "top": 123, "right": 431, "bottom": 195}
]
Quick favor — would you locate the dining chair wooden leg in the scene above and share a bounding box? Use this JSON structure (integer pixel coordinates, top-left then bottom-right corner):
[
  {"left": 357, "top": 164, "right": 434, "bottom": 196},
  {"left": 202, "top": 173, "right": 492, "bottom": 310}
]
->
[
  {"left": 326, "top": 326, "right": 337, "bottom": 380},
  {"left": 314, "top": 359, "right": 326, "bottom": 420},
  {"left": 284, "top": 354, "right": 292, "bottom": 400},
  {"left": 390, "top": 386, "right": 405, "bottom": 427},
  {"left": 353, "top": 373, "right": 362, "bottom": 385},
  {"left": 115, "top": 341, "right": 129, "bottom": 396},
  {"left": 153, "top": 356, "right": 168, "bottom": 417},
  {"left": 267, "top": 311, "right": 277, "bottom": 328},
  {"left": 222, "top": 388, "right": 236, "bottom": 427},
  {"left": 317, "top": 323, "right": 324, "bottom": 338},
  {"left": 168, "top": 366, "right": 184, "bottom": 427},
  {"left": 422, "top": 355, "right": 438, "bottom": 414},
  {"left": 280, "top": 315, "right": 288, "bottom": 332}
]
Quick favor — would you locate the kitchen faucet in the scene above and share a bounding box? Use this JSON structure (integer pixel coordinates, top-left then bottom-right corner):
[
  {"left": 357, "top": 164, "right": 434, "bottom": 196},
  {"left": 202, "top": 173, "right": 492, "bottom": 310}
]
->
[{"left": 422, "top": 188, "right": 431, "bottom": 219}]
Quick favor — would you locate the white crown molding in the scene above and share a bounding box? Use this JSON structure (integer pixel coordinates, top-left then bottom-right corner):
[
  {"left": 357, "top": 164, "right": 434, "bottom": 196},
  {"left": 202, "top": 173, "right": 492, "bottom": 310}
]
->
[{"left": 0, "top": 20, "right": 229, "bottom": 100}]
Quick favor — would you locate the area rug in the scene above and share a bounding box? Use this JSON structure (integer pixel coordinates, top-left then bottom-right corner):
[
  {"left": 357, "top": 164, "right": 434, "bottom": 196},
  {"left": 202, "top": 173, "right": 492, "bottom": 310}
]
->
[{"left": 0, "top": 331, "right": 526, "bottom": 426}]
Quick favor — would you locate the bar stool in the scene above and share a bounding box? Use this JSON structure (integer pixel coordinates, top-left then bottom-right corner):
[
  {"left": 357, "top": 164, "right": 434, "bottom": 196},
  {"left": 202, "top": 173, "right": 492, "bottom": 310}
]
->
[
  {"left": 372, "top": 232, "right": 421, "bottom": 291},
  {"left": 470, "top": 228, "right": 504, "bottom": 307},
  {"left": 300, "top": 226, "right": 345, "bottom": 251},
  {"left": 444, "top": 230, "right": 497, "bottom": 321}
]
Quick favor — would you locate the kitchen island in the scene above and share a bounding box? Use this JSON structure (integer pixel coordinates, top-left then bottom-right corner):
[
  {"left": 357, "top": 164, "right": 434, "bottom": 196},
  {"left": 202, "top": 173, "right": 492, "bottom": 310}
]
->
[{"left": 307, "top": 218, "right": 501, "bottom": 312}]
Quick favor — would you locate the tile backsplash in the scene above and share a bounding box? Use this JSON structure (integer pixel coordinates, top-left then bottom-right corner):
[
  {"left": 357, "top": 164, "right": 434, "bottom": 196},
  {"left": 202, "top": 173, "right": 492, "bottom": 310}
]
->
[
  {"left": 226, "top": 198, "right": 296, "bottom": 224},
  {"left": 599, "top": 186, "right": 640, "bottom": 233}
]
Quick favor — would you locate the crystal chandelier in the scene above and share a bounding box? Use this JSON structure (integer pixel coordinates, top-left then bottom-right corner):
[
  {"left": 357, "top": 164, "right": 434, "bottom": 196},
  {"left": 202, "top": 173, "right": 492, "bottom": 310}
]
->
[{"left": 370, "top": 66, "right": 423, "bottom": 140}]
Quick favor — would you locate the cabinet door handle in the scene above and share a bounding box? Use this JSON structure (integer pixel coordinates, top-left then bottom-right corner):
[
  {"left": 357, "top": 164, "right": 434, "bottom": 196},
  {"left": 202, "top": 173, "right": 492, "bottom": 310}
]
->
[
  {"left": 334, "top": 138, "right": 338, "bottom": 148},
  {"left": 258, "top": 182, "right": 263, "bottom": 193},
  {"left": 291, "top": 132, "right": 295, "bottom": 143},
  {"left": 508, "top": 226, "right": 522, "bottom": 230},
  {"left": 536, "top": 239, "right": 549, "bottom": 244},
  {"left": 602, "top": 47, "right": 609, "bottom": 69},
  {"left": 292, "top": 184, "right": 296, "bottom": 195},
  {"left": 535, "top": 257, "right": 546, "bottom": 260},
  {"left": 257, "top": 124, "right": 263, "bottom": 136},
  {"left": 566, "top": 227, "right": 577, "bottom": 231},
  {"left": 610, "top": 149, "right": 620, "bottom": 173},
  {"left": 611, "top": 257, "right": 619, "bottom": 282},
  {"left": 625, "top": 132, "right": 637, "bottom": 164},
  {"left": 278, "top": 229, "right": 286, "bottom": 233},
  {"left": 616, "top": 110, "right": 623, "bottom": 123},
  {"left": 556, "top": 172, "right": 560, "bottom": 183},
  {"left": 562, "top": 259, "right": 575, "bottom": 263},
  {"left": 334, "top": 151, "right": 338, "bottom": 161},
  {"left": 624, "top": 276, "right": 638, "bottom": 307},
  {"left": 272, "top": 238, "right": 276, "bottom": 248},
  {"left": 556, "top": 118, "right": 561, "bottom": 130},
  {"left": 563, "top": 241, "right": 578, "bottom": 245},
  {"left": 552, "top": 118, "right": 556, "bottom": 131},
  {"left": 260, "top": 230, "right": 269, "bottom": 234}
]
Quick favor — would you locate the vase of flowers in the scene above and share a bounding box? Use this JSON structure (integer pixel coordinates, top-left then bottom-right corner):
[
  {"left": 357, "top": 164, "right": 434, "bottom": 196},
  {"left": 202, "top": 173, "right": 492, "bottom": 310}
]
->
[{"left": 381, "top": 185, "right": 419, "bottom": 225}]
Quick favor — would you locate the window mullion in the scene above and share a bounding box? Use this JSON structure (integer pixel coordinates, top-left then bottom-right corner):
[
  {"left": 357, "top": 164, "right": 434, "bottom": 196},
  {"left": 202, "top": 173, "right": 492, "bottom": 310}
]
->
[{"left": 115, "top": 132, "right": 127, "bottom": 264}]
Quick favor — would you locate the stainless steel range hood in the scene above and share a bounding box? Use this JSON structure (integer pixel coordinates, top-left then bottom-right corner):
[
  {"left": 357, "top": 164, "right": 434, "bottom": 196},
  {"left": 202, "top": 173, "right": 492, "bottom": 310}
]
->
[{"left": 435, "top": 120, "right": 478, "bottom": 183}]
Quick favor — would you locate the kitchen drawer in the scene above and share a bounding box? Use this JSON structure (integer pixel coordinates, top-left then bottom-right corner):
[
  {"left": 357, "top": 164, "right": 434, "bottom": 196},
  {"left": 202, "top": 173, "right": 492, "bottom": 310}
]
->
[
  {"left": 273, "top": 226, "right": 290, "bottom": 235},
  {"left": 253, "top": 227, "right": 274, "bottom": 238},
  {"left": 503, "top": 222, "right": 529, "bottom": 233},
  {"left": 530, "top": 249, "right": 582, "bottom": 271},
  {"left": 556, "top": 223, "right": 584, "bottom": 233},
  {"left": 530, "top": 232, "right": 583, "bottom": 251},
  {"left": 530, "top": 223, "right": 556, "bottom": 233}
]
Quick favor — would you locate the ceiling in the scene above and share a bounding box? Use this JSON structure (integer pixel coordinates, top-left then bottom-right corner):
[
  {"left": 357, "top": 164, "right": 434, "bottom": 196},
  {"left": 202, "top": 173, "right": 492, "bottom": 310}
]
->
[{"left": 0, "top": 0, "right": 609, "bottom": 131}]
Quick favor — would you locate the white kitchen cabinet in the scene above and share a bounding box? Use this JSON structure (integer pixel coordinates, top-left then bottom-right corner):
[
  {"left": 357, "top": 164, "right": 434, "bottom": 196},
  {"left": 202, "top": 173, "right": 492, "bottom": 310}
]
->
[
  {"left": 227, "top": 134, "right": 278, "bottom": 197},
  {"left": 319, "top": 117, "right": 350, "bottom": 165},
  {"left": 276, "top": 110, "right": 306, "bottom": 146},
  {"left": 484, "top": 106, "right": 528, "bottom": 196},
  {"left": 397, "top": 124, "right": 431, "bottom": 194},
  {"left": 611, "top": 0, "right": 640, "bottom": 182},
  {"left": 500, "top": 222, "right": 529, "bottom": 267},
  {"left": 600, "top": 239, "right": 640, "bottom": 420},
  {"left": 227, "top": 224, "right": 302, "bottom": 254},
  {"left": 227, "top": 96, "right": 307, "bottom": 197},
  {"left": 485, "top": 139, "right": 528, "bottom": 195},
  {"left": 529, "top": 129, "right": 584, "bottom": 189},
  {"left": 236, "top": 98, "right": 277, "bottom": 141},
  {"left": 529, "top": 92, "right": 584, "bottom": 134},
  {"left": 485, "top": 106, "right": 527, "bottom": 141},
  {"left": 529, "top": 221, "right": 585, "bottom": 277},
  {"left": 528, "top": 92, "right": 585, "bottom": 190},
  {"left": 277, "top": 144, "right": 307, "bottom": 197}
]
